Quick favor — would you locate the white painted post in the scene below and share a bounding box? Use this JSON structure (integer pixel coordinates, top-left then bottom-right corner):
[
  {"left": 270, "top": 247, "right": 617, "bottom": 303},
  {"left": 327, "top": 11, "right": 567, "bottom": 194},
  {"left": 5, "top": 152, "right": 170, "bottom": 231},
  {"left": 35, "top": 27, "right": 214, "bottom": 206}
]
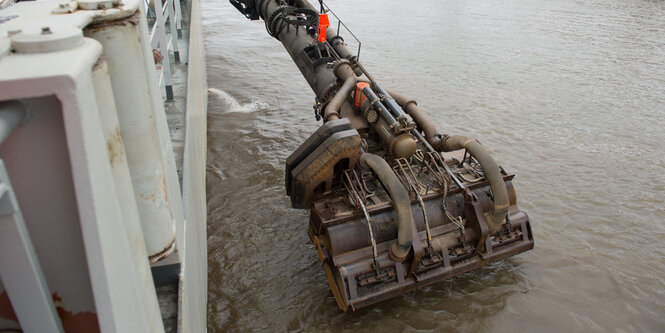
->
[
  {"left": 173, "top": 0, "right": 183, "bottom": 39},
  {"left": 90, "top": 58, "right": 165, "bottom": 330},
  {"left": 178, "top": 0, "right": 207, "bottom": 330},
  {"left": 150, "top": 0, "right": 174, "bottom": 101},
  {"left": 166, "top": 0, "right": 181, "bottom": 62}
]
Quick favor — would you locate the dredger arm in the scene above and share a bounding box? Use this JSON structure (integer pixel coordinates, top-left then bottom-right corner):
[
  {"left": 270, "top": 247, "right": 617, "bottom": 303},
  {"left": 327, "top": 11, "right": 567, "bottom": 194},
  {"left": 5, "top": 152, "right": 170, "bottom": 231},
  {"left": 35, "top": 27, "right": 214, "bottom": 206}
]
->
[{"left": 230, "top": 0, "right": 534, "bottom": 312}]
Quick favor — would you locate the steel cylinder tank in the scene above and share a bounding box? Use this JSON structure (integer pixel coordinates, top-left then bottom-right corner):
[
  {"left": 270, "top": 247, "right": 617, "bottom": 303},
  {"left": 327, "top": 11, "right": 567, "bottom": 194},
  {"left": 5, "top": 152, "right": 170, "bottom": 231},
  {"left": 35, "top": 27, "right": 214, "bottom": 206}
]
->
[{"left": 84, "top": 13, "right": 177, "bottom": 262}]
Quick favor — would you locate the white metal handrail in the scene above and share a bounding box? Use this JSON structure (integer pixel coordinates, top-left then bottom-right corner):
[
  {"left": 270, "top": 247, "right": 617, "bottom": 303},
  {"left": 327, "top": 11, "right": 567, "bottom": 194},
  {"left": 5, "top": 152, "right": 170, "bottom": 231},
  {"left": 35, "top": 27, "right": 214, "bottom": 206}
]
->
[{"left": 146, "top": 0, "right": 182, "bottom": 101}]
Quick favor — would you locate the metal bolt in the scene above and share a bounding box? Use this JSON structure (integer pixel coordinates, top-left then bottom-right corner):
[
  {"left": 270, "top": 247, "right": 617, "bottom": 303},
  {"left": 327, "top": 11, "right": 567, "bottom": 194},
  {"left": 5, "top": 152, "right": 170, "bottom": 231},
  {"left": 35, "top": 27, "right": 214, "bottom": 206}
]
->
[{"left": 41, "top": 27, "right": 52, "bottom": 35}]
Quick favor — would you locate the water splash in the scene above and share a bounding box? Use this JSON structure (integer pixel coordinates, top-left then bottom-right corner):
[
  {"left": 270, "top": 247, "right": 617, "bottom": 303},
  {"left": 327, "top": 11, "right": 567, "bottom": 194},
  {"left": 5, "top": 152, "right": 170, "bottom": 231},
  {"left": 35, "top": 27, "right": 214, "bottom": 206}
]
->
[
  {"left": 206, "top": 165, "right": 227, "bottom": 181},
  {"left": 208, "top": 88, "right": 267, "bottom": 113}
]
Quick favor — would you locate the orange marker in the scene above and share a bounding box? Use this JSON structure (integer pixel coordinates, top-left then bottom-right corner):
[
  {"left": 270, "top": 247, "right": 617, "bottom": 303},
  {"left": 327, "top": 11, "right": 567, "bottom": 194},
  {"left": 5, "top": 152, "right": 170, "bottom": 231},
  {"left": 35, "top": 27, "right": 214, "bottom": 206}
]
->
[
  {"left": 354, "top": 82, "right": 370, "bottom": 108},
  {"left": 318, "top": 13, "right": 330, "bottom": 43}
]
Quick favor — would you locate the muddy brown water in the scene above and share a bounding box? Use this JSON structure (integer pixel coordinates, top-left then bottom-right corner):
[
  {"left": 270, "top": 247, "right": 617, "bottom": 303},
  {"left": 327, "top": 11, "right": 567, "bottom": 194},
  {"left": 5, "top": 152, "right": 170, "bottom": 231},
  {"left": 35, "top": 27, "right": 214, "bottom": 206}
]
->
[{"left": 203, "top": 0, "right": 665, "bottom": 331}]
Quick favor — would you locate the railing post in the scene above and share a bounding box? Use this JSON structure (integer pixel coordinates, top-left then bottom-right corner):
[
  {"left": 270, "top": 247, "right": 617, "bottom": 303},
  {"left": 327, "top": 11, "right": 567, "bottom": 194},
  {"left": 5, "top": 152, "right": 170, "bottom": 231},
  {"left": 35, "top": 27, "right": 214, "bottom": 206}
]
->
[
  {"left": 173, "top": 0, "right": 183, "bottom": 39},
  {"left": 166, "top": 0, "right": 180, "bottom": 63},
  {"left": 150, "top": 0, "right": 174, "bottom": 101}
]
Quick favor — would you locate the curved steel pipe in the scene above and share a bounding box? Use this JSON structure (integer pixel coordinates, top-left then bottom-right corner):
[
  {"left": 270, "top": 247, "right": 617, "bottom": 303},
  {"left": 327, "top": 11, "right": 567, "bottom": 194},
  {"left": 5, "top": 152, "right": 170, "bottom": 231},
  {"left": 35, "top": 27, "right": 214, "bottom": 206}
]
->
[
  {"left": 359, "top": 153, "right": 414, "bottom": 261},
  {"left": 444, "top": 135, "right": 509, "bottom": 231},
  {"left": 323, "top": 60, "right": 356, "bottom": 121},
  {"left": 386, "top": 89, "right": 447, "bottom": 151},
  {"left": 386, "top": 90, "right": 509, "bottom": 231}
]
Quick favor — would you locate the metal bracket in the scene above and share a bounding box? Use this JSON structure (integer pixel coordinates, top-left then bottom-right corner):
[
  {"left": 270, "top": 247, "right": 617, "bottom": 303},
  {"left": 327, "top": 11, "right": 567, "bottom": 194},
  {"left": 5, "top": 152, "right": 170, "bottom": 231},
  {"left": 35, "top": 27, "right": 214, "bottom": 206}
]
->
[{"left": 0, "top": 160, "right": 64, "bottom": 332}]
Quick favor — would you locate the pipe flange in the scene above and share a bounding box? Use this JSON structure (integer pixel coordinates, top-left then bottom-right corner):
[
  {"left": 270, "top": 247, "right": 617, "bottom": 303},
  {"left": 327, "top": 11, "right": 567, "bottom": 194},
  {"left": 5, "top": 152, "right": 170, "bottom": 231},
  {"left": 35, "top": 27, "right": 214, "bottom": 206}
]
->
[
  {"left": 323, "top": 111, "right": 340, "bottom": 122},
  {"left": 332, "top": 59, "right": 351, "bottom": 78},
  {"left": 389, "top": 245, "right": 408, "bottom": 262},
  {"left": 329, "top": 35, "right": 344, "bottom": 45},
  {"left": 404, "top": 99, "right": 417, "bottom": 108},
  {"left": 437, "top": 134, "right": 451, "bottom": 151}
]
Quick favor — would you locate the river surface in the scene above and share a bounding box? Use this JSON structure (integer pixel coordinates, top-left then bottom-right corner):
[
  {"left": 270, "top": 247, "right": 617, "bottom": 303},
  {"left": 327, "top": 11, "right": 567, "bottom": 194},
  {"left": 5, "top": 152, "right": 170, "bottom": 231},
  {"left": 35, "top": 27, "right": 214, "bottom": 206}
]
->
[{"left": 203, "top": 0, "right": 665, "bottom": 331}]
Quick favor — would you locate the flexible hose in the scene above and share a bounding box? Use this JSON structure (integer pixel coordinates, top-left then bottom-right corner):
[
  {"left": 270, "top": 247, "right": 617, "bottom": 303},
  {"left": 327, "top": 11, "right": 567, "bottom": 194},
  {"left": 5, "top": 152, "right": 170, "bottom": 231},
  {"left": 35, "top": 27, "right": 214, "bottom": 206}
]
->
[
  {"left": 444, "top": 136, "right": 509, "bottom": 231},
  {"left": 359, "top": 153, "right": 414, "bottom": 261}
]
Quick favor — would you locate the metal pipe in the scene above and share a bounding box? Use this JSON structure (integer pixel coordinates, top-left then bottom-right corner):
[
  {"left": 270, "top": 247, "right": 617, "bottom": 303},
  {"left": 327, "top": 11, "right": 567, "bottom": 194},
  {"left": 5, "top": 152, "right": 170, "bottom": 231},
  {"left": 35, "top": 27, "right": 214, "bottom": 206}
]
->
[
  {"left": 411, "top": 129, "right": 466, "bottom": 190},
  {"left": 386, "top": 91, "right": 507, "bottom": 220},
  {"left": 259, "top": 0, "right": 337, "bottom": 99},
  {"left": 85, "top": 15, "right": 178, "bottom": 262},
  {"left": 362, "top": 87, "right": 397, "bottom": 126},
  {"left": 294, "top": 0, "right": 316, "bottom": 10},
  {"left": 355, "top": 61, "right": 376, "bottom": 85},
  {"left": 359, "top": 153, "right": 414, "bottom": 261},
  {"left": 373, "top": 85, "right": 405, "bottom": 119},
  {"left": 386, "top": 89, "right": 447, "bottom": 151},
  {"left": 90, "top": 57, "right": 165, "bottom": 329},
  {"left": 0, "top": 101, "right": 26, "bottom": 144},
  {"left": 444, "top": 135, "right": 509, "bottom": 232},
  {"left": 323, "top": 60, "right": 356, "bottom": 121}
]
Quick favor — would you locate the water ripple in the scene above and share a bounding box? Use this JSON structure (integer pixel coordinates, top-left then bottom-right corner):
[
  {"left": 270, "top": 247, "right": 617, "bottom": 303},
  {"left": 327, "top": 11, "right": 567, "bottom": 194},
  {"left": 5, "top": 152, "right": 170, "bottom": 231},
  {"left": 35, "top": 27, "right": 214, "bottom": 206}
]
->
[{"left": 204, "top": 0, "right": 665, "bottom": 331}]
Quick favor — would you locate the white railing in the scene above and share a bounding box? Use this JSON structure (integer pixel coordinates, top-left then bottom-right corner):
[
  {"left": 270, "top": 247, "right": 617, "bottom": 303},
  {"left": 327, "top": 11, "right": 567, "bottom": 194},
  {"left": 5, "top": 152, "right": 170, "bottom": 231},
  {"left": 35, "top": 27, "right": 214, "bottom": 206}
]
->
[{"left": 147, "top": 0, "right": 183, "bottom": 101}]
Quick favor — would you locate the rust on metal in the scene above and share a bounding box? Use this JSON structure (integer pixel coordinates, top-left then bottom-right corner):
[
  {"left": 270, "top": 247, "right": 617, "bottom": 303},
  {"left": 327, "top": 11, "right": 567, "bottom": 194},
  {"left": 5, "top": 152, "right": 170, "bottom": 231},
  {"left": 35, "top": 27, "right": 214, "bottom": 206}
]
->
[
  {"left": 52, "top": 293, "right": 100, "bottom": 333},
  {"left": 0, "top": 291, "right": 100, "bottom": 332},
  {"left": 148, "top": 237, "right": 176, "bottom": 263},
  {"left": 230, "top": 0, "right": 535, "bottom": 312},
  {"left": 106, "top": 125, "right": 126, "bottom": 166},
  {"left": 84, "top": 12, "right": 140, "bottom": 32},
  {"left": 91, "top": 55, "right": 106, "bottom": 72},
  {"left": 0, "top": 291, "right": 18, "bottom": 323}
]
